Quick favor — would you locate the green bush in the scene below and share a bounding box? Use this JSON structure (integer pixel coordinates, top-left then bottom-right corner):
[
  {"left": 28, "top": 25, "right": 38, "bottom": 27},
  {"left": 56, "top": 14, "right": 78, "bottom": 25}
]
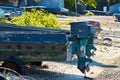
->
[
  {"left": 0, "top": 17, "right": 11, "bottom": 23},
  {"left": 0, "top": 18, "right": 4, "bottom": 22},
  {"left": 85, "top": 11, "right": 94, "bottom": 16},
  {"left": 11, "top": 9, "right": 60, "bottom": 29}
]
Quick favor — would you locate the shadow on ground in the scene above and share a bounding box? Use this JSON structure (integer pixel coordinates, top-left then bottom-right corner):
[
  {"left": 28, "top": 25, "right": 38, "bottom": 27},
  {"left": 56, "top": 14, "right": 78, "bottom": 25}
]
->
[
  {"left": 92, "top": 60, "right": 118, "bottom": 68},
  {"left": 25, "top": 66, "right": 85, "bottom": 80},
  {"left": 59, "top": 59, "right": 118, "bottom": 69}
]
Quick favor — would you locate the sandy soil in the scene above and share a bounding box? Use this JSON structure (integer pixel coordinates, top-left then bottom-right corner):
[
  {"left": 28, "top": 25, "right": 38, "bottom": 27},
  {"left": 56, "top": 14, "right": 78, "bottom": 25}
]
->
[{"left": 24, "top": 15, "right": 120, "bottom": 80}]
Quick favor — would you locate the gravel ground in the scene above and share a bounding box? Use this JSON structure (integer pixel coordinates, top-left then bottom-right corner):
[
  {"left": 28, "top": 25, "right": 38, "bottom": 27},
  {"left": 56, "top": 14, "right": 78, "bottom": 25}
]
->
[
  {"left": 95, "top": 57, "right": 120, "bottom": 80},
  {"left": 25, "top": 41, "right": 120, "bottom": 80},
  {"left": 0, "top": 16, "right": 119, "bottom": 80},
  {"left": 24, "top": 16, "right": 120, "bottom": 80}
]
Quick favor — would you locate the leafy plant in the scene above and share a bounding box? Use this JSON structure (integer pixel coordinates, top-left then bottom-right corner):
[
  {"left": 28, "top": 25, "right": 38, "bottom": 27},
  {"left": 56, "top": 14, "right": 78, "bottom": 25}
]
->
[
  {"left": 11, "top": 9, "right": 60, "bottom": 29},
  {"left": 82, "top": 0, "right": 97, "bottom": 8},
  {"left": 64, "top": 0, "right": 97, "bottom": 11},
  {"left": 0, "top": 18, "right": 9, "bottom": 22},
  {"left": 85, "top": 11, "right": 94, "bottom": 16}
]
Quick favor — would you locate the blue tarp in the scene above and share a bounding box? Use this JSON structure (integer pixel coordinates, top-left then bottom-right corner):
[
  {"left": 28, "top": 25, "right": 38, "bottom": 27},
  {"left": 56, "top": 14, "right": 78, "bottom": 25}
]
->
[
  {"left": 0, "top": 31, "right": 67, "bottom": 44},
  {"left": 109, "top": 4, "right": 120, "bottom": 14},
  {"left": 0, "top": 22, "right": 69, "bottom": 44}
]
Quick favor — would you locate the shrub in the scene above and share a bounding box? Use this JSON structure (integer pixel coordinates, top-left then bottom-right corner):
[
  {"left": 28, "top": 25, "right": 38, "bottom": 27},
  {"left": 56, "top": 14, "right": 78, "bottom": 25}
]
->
[
  {"left": 11, "top": 9, "right": 60, "bottom": 29},
  {"left": 85, "top": 11, "right": 94, "bottom": 16}
]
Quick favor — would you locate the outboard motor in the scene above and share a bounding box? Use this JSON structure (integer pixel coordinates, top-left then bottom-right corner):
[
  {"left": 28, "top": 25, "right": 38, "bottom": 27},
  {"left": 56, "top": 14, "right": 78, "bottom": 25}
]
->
[{"left": 70, "top": 21, "right": 97, "bottom": 74}]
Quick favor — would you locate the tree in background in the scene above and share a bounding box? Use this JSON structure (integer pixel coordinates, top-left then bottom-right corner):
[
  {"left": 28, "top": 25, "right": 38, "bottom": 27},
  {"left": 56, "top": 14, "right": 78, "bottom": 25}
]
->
[
  {"left": 0, "top": 0, "right": 9, "bottom": 6},
  {"left": 64, "top": 0, "right": 76, "bottom": 11},
  {"left": 107, "top": 0, "right": 110, "bottom": 11},
  {"left": 96, "top": 0, "right": 120, "bottom": 11},
  {"left": 64, "top": 0, "right": 97, "bottom": 12},
  {"left": 81, "top": 0, "right": 97, "bottom": 8},
  {"left": 110, "top": 0, "right": 120, "bottom": 5},
  {"left": 65, "top": 0, "right": 120, "bottom": 12}
]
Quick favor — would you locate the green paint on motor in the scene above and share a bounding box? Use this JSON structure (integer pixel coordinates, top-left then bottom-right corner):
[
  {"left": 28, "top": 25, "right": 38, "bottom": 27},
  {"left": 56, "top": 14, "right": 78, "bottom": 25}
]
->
[{"left": 70, "top": 21, "right": 97, "bottom": 73}]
